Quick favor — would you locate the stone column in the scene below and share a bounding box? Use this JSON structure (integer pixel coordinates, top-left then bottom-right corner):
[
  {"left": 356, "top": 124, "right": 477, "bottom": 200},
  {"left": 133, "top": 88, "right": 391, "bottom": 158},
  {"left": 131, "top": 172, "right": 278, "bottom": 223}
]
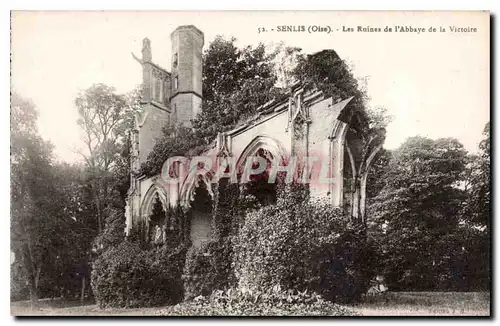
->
[{"left": 329, "top": 120, "right": 348, "bottom": 207}]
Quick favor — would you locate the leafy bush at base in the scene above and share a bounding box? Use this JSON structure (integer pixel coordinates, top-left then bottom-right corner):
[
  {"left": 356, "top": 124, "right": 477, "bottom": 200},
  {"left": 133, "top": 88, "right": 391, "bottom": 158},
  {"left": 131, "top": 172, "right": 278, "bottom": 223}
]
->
[
  {"left": 91, "top": 241, "right": 187, "bottom": 308},
  {"left": 234, "top": 195, "right": 375, "bottom": 304},
  {"left": 182, "top": 237, "right": 235, "bottom": 300},
  {"left": 161, "top": 286, "right": 358, "bottom": 316}
]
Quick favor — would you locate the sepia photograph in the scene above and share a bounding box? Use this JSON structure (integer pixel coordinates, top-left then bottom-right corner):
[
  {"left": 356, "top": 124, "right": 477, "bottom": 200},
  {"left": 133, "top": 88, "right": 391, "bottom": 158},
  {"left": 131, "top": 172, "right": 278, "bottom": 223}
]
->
[{"left": 10, "top": 10, "right": 490, "bottom": 317}]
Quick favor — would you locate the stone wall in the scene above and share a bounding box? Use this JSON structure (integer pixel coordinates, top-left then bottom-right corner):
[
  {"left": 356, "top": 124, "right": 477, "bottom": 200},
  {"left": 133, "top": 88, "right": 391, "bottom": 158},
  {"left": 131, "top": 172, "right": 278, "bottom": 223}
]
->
[{"left": 138, "top": 104, "right": 170, "bottom": 164}]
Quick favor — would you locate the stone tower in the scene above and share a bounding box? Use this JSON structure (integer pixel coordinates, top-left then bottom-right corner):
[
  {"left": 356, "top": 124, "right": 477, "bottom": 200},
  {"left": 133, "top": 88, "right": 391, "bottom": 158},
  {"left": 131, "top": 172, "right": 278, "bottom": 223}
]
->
[
  {"left": 170, "top": 25, "right": 204, "bottom": 127},
  {"left": 134, "top": 37, "right": 171, "bottom": 165}
]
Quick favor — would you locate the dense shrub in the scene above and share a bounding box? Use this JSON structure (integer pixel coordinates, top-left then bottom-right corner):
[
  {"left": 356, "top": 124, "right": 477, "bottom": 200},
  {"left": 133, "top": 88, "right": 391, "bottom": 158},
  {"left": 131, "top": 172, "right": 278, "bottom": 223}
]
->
[
  {"left": 93, "top": 207, "right": 126, "bottom": 254},
  {"left": 91, "top": 241, "right": 187, "bottom": 308},
  {"left": 182, "top": 237, "right": 236, "bottom": 300},
  {"left": 234, "top": 195, "right": 375, "bottom": 303},
  {"left": 162, "top": 286, "right": 358, "bottom": 316}
]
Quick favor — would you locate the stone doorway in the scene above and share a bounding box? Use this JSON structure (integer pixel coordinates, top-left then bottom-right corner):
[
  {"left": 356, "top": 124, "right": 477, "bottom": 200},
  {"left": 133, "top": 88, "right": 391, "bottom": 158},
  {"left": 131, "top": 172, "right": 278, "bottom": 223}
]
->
[{"left": 189, "top": 178, "right": 213, "bottom": 248}]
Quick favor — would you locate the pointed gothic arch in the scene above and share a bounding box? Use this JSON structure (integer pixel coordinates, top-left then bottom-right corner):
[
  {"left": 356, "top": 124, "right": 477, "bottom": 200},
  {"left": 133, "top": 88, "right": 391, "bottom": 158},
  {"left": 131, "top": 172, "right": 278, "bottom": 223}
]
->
[
  {"left": 139, "top": 183, "right": 169, "bottom": 244},
  {"left": 235, "top": 135, "right": 289, "bottom": 174},
  {"left": 179, "top": 169, "right": 215, "bottom": 209},
  {"left": 140, "top": 183, "right": 168, "bottom": 219},
  {"left": 235, "top": 135, "right": 290, "bottom": 206}
]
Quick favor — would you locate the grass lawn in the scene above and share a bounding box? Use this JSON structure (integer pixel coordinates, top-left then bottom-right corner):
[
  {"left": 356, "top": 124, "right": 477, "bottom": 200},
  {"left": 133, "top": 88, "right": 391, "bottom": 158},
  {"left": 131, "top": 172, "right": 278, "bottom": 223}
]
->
[
  {"left": 353, "top": 292, "right": 490, "bottom": 316},
  {"left": 11, "top": 292, "right": 490, "bottom": 317}
]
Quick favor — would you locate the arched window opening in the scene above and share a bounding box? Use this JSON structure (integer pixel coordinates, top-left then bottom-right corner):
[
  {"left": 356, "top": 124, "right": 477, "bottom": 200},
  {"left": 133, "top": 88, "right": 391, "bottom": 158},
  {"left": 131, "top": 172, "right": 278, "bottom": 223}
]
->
[
  {"left": 148, "top": 193, "right": 166, "bottom": 246},
  {"left": 189, "top": 177, "right": 213, "bottom": 248},
  {"left": 243, "top": 148, "right": 278, "bottom": 207}
]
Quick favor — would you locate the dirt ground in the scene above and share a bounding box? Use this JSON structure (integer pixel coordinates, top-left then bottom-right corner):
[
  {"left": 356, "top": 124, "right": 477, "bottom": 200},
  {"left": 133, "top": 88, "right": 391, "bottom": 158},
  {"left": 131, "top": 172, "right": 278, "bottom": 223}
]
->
[{"left": 11, "top": 291, "right": 490, "bottom": 317}]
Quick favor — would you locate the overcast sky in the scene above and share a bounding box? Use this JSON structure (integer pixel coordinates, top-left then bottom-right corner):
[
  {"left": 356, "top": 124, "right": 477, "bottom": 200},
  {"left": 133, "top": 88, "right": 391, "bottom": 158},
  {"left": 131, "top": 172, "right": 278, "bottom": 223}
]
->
[{"left": 11, "top": 11, "right": 489, "bottom": 162}]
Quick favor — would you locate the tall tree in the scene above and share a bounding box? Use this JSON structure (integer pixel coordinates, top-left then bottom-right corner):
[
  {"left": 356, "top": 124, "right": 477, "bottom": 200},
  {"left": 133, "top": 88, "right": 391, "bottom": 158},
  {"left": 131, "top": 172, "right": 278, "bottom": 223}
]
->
[
  {"left": 11, "top": 92, "right": 50, "bottom": 304},
  {"left": 75, "top": 83, "right": 140, "bottom": 232},
  {"left": 462, "top": 122, "right": 490, "bottom": 226},
  {"left": 456, "top": 122, "right": 490, "bottom": 289},
  {"left": 369, "top": 136, "right": 468, "bottom": 290},
  {"left": 272, "top": 42, "right": 302, "bottom": 89},
  {"left": 49, "top": 163, "right": 97, "bottom": 300},
  {"left": 294, "top": 49, "right": 367, "bottom": 113},
  {"left": 365, "top": 148, "right": 392, "bottom": 201},
  {"left": 11, "top": 93, "right": 83, "bottom": 304},
  {"left": 192, "top": 36, "right": 288, "bottom": 143}
]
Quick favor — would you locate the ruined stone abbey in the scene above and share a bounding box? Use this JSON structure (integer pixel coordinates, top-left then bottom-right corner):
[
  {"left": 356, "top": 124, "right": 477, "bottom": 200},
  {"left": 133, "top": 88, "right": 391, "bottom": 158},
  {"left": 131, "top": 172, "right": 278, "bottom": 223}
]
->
[{"left": 125, "top": 25, "right": 382, "bottom": 248}]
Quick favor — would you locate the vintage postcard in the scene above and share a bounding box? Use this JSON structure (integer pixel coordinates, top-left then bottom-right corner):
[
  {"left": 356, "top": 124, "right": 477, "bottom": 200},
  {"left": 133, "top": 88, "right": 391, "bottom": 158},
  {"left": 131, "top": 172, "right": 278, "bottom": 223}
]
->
[{"left": 10, "top": 10, "right": 490, "bottom": 317}]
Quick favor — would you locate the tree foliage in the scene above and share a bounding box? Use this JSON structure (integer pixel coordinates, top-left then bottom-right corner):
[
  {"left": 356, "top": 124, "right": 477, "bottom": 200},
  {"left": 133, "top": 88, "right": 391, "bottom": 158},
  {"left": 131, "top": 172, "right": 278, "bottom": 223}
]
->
[
  {"left": 365, "top": 148, "right": 392, "bottom": 200},
  {"left": 11, "top": 93, "right": 94, "bottom": 303},
  {"left": 10, "top": 88, "right": 138, "bottom": 304},
  {"left": 192, "top": 36, "right": 289, "bottom": 143},
  {"left": 75, "top": 83, "right": 141, "bottom": 232},
  {"left": 368, "top": 136, "right": 470, "bottom": 290},
  {"left": 294, "top": 50, "right": 367, "bottom": 120},
  {"left": 462, "top": 122, "right": 490, "bottom": 226},
  {"left": 11, "top": 92, "right": 54, "bottom": 303},
  {"left": 456, "top": 122, "right": 491, "bottom": 289}
]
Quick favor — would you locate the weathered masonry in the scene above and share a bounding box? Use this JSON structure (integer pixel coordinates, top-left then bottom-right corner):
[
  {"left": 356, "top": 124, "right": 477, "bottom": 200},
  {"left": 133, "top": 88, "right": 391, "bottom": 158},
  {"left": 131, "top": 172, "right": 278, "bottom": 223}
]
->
[{"left": 125, "top": 25, "right": 381, "bottom": 247}]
